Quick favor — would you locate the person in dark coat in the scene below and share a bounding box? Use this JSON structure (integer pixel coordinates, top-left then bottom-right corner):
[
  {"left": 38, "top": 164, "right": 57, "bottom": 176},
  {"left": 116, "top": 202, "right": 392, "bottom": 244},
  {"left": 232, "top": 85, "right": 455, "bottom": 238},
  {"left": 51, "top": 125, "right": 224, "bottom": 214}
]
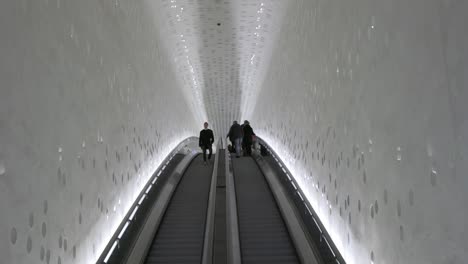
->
[
  {"left": 227, "top": 121, "right": 243, "bottom": 158},
  {"left": 240, "top": 122, "right": 245, "bottom": 152},
  {"left": 199, "top": 122, "right": 214, "bottom": 164},
  {"left": 242, "top": 120, "right": 255, "bottom": 156}
]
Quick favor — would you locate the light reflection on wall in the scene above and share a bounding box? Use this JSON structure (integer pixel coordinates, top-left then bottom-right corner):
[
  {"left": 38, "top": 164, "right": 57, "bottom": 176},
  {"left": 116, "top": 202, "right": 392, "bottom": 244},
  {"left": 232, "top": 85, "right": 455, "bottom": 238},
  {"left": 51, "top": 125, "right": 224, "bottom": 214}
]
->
[
  {"left": 250, "top": 0, "right": 468, "bottom": 263},
  {"left": 0, "top": 0, "right": 201, "bottom": 263},
  {"left": 258, "top": 132, "right": 350, "bottom": 262},
  {"left": 149, "top": 0, "right": 208, "bottom": 126},
  {"left": 93, "top": 134, "right": 193, "bottom": 264}
]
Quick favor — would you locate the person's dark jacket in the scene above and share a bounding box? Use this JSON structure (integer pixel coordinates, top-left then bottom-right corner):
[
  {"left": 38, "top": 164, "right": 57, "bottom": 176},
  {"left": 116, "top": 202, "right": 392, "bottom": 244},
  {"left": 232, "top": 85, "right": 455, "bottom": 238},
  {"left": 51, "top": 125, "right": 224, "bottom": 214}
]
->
[
  {"left": 199, "top": 129, "right": 214, "bottom": 147},
  {"left": 242, "top": 124, "right": 255, "bottom": 145},
  {"left": 227, "top": 123, "right": 243, "bottom": 141}
]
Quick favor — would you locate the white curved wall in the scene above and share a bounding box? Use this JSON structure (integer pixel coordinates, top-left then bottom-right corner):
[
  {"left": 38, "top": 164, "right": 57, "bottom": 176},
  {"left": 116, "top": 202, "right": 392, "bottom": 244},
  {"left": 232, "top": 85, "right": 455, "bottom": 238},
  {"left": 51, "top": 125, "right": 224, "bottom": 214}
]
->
[
  {"left": 0, "top": 0, "right": 199, "bottom": 263},
  {"left": 2, "top": 0, "right": 467, "bottom": 263},
  {"left": 250, "top": 0, "right": 468, "bottom": 263}
]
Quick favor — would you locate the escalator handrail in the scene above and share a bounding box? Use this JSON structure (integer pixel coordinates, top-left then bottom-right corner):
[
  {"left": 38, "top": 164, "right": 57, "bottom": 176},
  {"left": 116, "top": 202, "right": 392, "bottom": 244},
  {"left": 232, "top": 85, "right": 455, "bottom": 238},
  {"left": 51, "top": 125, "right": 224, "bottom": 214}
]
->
[
  {"left": 201, "top": 139, "right": 222, "bottom": 264},
  {"left": 125, "top": 151, "right": 199, "bottom": 263},
  {"left": 253, "top": 152, "right": 321, "bottom": 264},
  {"left": 226, "top": 149, "right": 242, "bottom": 264},
  {"left": 255, "top": 136, "right": 346, "bottom": 264},
  {"left": 96, "top": 137, "right": 198, "bottom": 264}
]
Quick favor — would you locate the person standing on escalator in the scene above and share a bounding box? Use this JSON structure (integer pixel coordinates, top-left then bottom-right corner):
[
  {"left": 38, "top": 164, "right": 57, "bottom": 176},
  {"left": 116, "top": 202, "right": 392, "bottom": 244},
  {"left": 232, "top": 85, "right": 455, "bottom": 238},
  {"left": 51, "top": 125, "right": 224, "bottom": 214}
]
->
[
  {"left": 227, "top": 121, "right": 243, "bottom": 158},
  {"left": 242, "top": 120, "right": 255, "bottom": 156},
  {"left": 199, "top": 122, "right": 214, "bottom": 165}
]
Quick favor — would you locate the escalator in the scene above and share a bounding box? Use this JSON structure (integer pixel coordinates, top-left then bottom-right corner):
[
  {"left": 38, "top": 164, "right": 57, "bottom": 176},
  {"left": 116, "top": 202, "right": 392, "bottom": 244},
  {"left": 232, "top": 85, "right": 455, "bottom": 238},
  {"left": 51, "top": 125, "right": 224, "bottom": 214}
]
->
[
  {"left": 98, "top": 144, "right": 343, "bottom": 264},
  {"left": 232, "top": 156, "right": 300, "bottom": 263}
]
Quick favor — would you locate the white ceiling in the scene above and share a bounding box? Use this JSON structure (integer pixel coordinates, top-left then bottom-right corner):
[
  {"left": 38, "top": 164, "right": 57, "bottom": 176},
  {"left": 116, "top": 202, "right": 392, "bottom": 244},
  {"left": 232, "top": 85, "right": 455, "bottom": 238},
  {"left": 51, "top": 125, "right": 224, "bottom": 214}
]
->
[{"left": 154, "top": 0, "right": 289, "bottom": 136}]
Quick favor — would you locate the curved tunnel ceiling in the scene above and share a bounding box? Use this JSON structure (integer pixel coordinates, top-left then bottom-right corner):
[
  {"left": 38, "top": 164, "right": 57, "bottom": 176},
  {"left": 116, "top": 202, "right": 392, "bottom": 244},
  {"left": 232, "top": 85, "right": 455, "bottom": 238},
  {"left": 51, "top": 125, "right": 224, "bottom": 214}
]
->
[{"left": 154, "top": 0, "right": 288, "bottom": 135}]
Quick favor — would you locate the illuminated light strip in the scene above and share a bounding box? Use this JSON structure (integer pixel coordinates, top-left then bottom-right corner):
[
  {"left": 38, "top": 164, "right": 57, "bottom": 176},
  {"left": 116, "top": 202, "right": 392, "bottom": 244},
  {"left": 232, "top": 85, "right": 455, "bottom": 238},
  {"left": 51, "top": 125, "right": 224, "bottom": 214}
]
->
[
  {"left": 259, "top": 138, "right": 344, "bottom": 261},
  {"left": 313, "top": 217, "right": 322, "bottom": 233},
  {"left": 305, "top": 205, "right": 313, "bottom": 215},
  {"left": 138, "top": 195, "right": 146, "bottom": 205},
  {"left": 152, "top": 177, "right": 158, "bottom": 184},
  {"left": 103, "top": 241, "right": 118, "bottom": 263},
  {"left": 117, "top": 221, "right": 130, "bottom": 239},
  {"left": 323, "top": 236, "right": 336, "bottom": 257},
  {"left": 291, "top": 181, "right": 298, "bottom": 190},
  {"left": 297, "top": 191, "right": 304, "bottom": 201},
  {"left": 145, "top": 185, "right": 152, "bottom": 194},
  {"left": 129, "top": 206, "right": 139, "bottom": 221},
  {"left": 97, "top": 136, "right": 196, "bottom": 263},
  {"left": 157, "top": 171, "right": 162, "bottom": 176},
  {"left": 162, "top": 165, "right": 166, "bottom": 171}
]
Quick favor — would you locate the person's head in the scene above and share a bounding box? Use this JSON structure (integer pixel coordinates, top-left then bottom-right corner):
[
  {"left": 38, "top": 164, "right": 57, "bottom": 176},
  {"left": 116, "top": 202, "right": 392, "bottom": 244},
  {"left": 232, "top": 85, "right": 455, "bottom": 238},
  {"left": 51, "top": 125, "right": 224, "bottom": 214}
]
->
[
  {"left": 244, "top": 120, "right": 249, "bottom": 125},
  {"left": 233, "top": 121, "right": 238, "bottom": 125},
  {"left": 204, "top": 122, "right": 209, "bottom": 129}
]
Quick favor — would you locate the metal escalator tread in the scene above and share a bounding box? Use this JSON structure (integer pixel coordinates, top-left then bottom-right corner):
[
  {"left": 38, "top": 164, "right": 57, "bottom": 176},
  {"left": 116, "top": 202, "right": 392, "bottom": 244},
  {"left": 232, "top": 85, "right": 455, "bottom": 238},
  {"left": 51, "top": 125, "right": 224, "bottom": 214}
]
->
[
  {"left": 144, "top": 155, "right": 214, "bottom": 264},
  {"left": 232, "top": 156, "right": 300, "bottom": 264}
]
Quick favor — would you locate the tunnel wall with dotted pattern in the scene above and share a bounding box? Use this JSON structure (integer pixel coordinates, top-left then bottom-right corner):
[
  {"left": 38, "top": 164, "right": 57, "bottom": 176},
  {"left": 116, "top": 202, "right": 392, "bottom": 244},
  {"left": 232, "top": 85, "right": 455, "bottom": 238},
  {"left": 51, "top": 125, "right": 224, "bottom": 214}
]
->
[
  {"left": 0, "top": 0, "right": 199, "bottom": 263},
  {"left": 250, "top": 0, "right": 468, "bottom": 263}
]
